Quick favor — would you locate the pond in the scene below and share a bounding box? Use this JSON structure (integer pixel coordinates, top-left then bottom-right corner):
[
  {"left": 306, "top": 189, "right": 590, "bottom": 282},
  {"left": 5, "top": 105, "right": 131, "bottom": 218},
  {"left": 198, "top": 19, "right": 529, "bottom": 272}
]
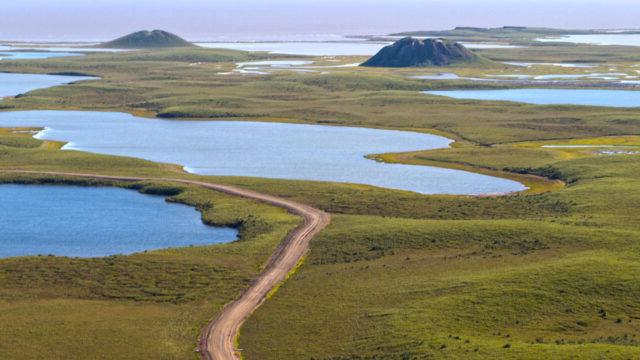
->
[
  {"left": 196, "top": 41, "right": 389, "bottom": 56},
  {"left": 223, "top": 60, "right": 360, "bottom": 76},
  {"left": 0, "top": 110, "right": 525, "bottom": 195},
  {"left": 0, "top": 51, "right": 83, "bottom": 60},
  {"left": 532, "top": 73, "right": 629, "bottom": 81},
  {"left": 537, "top": 34, "right": 640, "bottom": 47},
  {"left": 424, "top": 89, "right": 640, "bottom": 107},
  {"left": 503, "top": 62, "right": 596, "bottom": 68},
  {"left": 0, "top": 72, "right": 94, "bottom": 98},
  {"left": 197, "top": 40, "right": 522, "bottom": 57},
  {"left": 0, "top": 184, "right": 238, "bottom": 258}
]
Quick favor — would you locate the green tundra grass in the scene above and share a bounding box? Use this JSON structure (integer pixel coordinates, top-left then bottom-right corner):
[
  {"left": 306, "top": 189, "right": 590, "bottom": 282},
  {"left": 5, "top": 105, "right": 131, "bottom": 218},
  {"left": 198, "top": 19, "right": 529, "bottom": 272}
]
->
[
  {"left": 242, "top": 152, "right": 640, "bottom": 359},
  {"left": 0, "top": 41, "right": 639, "bottom": 359}
]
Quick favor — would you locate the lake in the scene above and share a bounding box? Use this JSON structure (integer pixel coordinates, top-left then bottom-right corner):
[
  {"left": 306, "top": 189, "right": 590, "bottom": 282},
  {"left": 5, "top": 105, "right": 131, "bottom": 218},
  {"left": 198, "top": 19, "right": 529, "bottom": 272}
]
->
[
  {"left": 424, "top": 89, "right": 640, "bottom": 107},
  {"left": 537, "top": 34, "right": 640, "bottom": 47},
  {"left": 0, "top": 45, "right": 128, "bottom": 53},
  {"left": 225, "top": 60, "right": 360, "bottom": 75},
  {"left": 0, "top": 110, "right": 525, "bottom": 195},
  {"left": 0, "top": 184, "right": 238, "bottom": 258},
  {"left": 412, "top": 73, "right": 461, "bottom": 80},
  {"left": 0, "top": 51, "right": 83, "bottom": 60},
  {"left": 197, "top": 40, "right": 521, "bottom": 57},
  {"left": 504, "top": 62, "right": 596, "bottom": 68},
  {"left": 230, "top": 60, "right": 316, "bottom": 75},
  {"left": 532, "top": 73, "right": 629, "bottom": 81},
  {"left": 196, "top": 41, "right": 389, "bottom": 56},
  {"left": 0, "top": 72, "right": 94, "bottom": 98}
]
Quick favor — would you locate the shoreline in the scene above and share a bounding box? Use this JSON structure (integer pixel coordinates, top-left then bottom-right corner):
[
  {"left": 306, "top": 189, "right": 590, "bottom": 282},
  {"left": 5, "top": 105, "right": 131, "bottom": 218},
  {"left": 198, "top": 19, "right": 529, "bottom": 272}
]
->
[
  {"left": 0, "top": 112, "right": 526, "bottom": 196},
  {"left": 0, "top": 170, "right": 331, "bottom": 360}
]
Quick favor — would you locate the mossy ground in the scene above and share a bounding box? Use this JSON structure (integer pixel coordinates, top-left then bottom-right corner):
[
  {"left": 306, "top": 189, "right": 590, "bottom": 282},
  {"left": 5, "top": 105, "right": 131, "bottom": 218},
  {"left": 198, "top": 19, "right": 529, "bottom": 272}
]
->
[
  {"left": 0, "top": 38, "right": 639, "bottom": 359},
  {"left": 241, "top": 149, "right": 640, "bottom": 359},
  {"left": 0, "top": 139, "right": 300, "bottom": 359}
]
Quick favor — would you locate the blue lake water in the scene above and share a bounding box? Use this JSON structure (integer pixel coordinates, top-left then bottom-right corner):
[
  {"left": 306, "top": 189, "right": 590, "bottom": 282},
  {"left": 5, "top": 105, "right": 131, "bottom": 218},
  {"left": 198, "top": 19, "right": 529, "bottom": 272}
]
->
[
  {"left": 0, "top": 72, "right": 94, "bottom": 98},
  {"left": 424, "top": 89, "right": 640, "bottom": 107},
  {"left": 0, "top": 110, "right": 525, "bottom": 195},
  {"left": 0, "top": 184, "right": 238, "bottom": 258},
  {"left": 0, "top": 51, "right": 83, "bottom": 60}
]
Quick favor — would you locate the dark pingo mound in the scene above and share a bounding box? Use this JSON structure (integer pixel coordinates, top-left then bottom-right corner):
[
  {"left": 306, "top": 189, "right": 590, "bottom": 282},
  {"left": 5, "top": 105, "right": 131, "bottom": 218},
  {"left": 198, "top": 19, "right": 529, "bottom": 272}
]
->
[
  {"left": 361, "top": 37, "right": 479, "bottom": 67},
  {"left": 99, "top": 30, "right": 194, "bottom": 49}
]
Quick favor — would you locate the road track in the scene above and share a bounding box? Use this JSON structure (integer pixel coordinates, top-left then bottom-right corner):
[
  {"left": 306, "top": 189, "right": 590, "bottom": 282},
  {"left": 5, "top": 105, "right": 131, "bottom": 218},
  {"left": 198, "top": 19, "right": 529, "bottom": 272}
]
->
[{"left": 0, "top": 170, "right": 331, "bottom": 360}]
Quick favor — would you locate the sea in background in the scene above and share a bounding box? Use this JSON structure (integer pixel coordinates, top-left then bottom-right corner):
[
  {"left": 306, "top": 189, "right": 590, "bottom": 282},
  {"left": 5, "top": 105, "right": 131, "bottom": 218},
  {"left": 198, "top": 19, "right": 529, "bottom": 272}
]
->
[{"left": 3, "top": 0, "right": 640, "bottom": 42}]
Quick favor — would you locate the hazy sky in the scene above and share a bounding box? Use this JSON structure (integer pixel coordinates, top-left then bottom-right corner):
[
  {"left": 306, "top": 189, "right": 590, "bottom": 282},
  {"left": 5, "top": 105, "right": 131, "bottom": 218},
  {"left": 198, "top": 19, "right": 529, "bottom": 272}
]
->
[{"left": 1, "top": 0, "right": 640, "bottom": 41}]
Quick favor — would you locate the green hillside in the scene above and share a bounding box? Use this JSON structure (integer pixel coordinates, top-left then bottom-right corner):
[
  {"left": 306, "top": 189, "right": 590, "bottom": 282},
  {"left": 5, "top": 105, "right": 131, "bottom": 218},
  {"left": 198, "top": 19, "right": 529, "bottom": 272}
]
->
[{"left": 99, "top": 30, "right": 193, "bottom": 49}]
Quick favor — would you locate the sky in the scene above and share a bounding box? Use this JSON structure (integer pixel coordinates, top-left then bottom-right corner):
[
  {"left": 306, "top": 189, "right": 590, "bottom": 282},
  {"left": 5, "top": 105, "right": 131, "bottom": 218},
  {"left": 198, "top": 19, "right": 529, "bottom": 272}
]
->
[{"left": 1, "top": 0, "right": 640, "bottom": 42}]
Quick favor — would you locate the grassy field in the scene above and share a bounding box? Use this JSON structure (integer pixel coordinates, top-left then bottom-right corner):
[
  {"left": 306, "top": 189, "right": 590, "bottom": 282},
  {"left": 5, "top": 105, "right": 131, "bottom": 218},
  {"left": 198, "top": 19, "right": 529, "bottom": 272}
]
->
[
  {"left": 0, "top": 41, "right": 639, "bottom": 359},
  {"left": 241, "top": 143, "right": 640, "bottom": 359}
]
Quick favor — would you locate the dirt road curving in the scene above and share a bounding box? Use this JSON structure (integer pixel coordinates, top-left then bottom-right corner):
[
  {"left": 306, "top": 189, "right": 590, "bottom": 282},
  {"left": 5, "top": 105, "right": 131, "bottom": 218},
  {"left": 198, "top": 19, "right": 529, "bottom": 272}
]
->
[{"left": 0, "top": 170, "right": 330, "bottom": 360}]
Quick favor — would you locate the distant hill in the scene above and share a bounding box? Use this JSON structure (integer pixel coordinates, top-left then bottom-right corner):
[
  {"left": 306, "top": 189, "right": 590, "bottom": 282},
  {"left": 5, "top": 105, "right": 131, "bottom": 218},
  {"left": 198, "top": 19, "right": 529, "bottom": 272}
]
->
[
  {"left": 361, "top": 37, "right": 480, "bottom": 67},
  {"left": 388, "top": 27, "right": 640, "bottom": 43},
  {"left": 392, "top": 27, "right": 602, "bottom": 37},
  {"left": 99, "top": 30, "right": 194, "bottom": 49}
]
